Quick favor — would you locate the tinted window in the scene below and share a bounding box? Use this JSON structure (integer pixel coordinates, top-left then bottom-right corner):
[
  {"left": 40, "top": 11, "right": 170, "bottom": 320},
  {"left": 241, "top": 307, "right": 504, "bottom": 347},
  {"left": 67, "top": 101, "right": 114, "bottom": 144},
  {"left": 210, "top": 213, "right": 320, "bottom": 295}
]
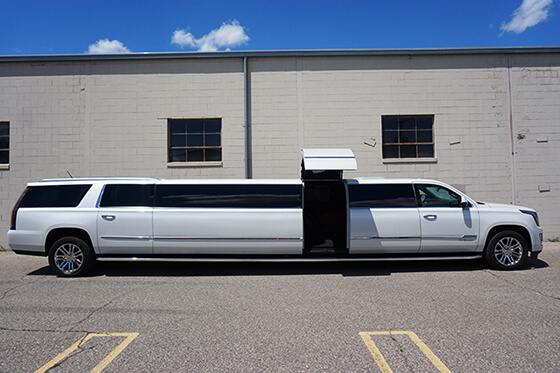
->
[
  {"left": 349, "top": 184, "right": 416, "bottom": 208},
  {"left": 19, "top": 185, "right": 92, "bottom": 208},
  {"left": 155, "top": 184, "right": 302, "bottom": 208},
  {"left": 415, "top": 184, "right": 462, "bottom": 208},
  {"left": 100, "top": 184, "right": 154, "bottom": 207}
]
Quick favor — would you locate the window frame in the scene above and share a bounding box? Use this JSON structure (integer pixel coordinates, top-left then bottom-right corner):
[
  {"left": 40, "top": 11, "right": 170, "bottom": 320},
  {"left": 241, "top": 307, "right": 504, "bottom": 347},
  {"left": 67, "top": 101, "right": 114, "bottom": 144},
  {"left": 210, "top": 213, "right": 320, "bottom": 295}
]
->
[
  {"left": 167, "top": 118, "right": 222, "bottom": 166},
  {"left": 381, "top": 115, "right": 436, "bottom": 163},
  {"left": 0, "top": 122, "right": 9, "bottom": 168}
]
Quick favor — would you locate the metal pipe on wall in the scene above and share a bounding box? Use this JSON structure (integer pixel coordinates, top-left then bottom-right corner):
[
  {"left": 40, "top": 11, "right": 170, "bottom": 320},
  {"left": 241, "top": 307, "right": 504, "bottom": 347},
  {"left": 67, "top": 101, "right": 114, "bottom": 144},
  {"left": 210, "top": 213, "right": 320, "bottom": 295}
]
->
[{"left": 244, "top": 56, "right": 252, "bottom": 179}]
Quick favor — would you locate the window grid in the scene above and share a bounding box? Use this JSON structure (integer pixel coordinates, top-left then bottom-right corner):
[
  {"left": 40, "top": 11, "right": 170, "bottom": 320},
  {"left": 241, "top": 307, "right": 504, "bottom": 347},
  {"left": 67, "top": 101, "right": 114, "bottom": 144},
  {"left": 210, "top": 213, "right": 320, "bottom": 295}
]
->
[
  {"left": 0, "top": 122, "right": 8, "bottom": 164},
  {"left": 168, "top": 119, "right": 222, "bottom": 163},
  {"left": 382, "top": 116, "right": 434, "bottom": 159}
]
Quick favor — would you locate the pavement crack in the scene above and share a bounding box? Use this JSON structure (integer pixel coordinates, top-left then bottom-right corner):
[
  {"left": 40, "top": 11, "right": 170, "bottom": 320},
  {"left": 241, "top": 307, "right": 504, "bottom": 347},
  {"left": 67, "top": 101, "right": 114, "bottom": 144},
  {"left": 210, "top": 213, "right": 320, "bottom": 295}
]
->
[
  {"left": 68, "top": 297, "right": 119, "bottom": 331},
  {"left": 484, "top": 270, "right": 560, "bottom": 302}
]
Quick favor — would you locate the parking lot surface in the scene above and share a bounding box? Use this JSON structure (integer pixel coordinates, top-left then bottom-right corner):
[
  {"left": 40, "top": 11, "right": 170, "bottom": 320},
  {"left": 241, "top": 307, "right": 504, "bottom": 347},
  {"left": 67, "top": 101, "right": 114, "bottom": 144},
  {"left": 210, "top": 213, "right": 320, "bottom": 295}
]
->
[{"left": 1, "top": 243, "right": 559, "bottom": 372}]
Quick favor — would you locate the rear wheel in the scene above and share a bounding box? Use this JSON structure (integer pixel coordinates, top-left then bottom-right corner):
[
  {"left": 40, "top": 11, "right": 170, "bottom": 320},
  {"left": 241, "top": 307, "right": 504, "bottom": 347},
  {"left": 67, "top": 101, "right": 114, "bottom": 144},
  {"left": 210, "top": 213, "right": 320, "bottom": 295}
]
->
[
  {"left": 48, "top": 237, "right": 94, "bottom": 277},
  {"left": 484, "top": 231, "right": 528, "bottom": 270}
]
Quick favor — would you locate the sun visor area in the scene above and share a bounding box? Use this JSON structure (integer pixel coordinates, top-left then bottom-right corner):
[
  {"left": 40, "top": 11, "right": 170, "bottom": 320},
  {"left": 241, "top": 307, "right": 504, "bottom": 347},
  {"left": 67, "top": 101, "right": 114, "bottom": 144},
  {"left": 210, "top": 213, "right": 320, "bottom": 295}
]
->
[{"left": 301, "top": 149, "right": 357, "bottom": 171}]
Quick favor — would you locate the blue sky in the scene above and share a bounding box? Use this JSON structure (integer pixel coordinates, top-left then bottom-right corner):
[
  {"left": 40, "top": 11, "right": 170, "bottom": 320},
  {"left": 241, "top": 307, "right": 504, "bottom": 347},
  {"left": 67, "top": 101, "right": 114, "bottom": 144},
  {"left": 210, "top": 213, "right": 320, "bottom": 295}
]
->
[{"left": 1, "top": 0, "right": 558, "bottom": 55}]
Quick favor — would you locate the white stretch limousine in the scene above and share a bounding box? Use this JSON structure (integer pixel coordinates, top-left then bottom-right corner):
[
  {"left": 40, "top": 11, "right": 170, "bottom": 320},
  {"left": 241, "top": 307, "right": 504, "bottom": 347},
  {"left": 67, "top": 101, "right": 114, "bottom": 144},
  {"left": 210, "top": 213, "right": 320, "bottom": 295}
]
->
[{"left": 7, "top": 150, "right": 543, "bottom": 276}]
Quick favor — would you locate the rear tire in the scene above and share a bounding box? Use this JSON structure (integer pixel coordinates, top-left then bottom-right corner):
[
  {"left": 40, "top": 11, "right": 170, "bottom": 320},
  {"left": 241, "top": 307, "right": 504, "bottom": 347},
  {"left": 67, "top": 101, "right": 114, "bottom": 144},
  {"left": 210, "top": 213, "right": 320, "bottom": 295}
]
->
[
  {"left": 48, "top": 237, "right": 94, "bottom": 277},
  {"left": 484, "top": 231, "right": 528, "bottom": 270}
]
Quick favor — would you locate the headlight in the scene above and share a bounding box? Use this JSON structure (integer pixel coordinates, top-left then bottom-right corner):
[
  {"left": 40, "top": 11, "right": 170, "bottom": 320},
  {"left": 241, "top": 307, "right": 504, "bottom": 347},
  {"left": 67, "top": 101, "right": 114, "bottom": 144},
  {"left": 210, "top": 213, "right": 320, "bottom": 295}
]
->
[{"left": 520, "top": 210, "right": 540, "bottom": 227}]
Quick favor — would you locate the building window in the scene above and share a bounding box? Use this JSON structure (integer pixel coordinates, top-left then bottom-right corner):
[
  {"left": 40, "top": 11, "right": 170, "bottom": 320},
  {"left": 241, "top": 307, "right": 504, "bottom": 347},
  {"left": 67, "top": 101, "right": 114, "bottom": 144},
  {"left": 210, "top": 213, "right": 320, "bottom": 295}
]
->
[
  {"left": 0, "top": 122, "right": 8, "bottom": 164},
  {"left": 382, "top": 116, "right": 434, "bottom": 159},
  {"left": 168, "top": 119, "right": 222, "bottom": 163}
]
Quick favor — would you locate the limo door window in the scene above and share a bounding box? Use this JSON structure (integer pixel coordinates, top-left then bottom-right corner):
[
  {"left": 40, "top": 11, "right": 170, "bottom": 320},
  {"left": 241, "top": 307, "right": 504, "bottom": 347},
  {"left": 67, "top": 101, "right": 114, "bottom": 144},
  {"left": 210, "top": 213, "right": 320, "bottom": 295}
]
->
[
  {"left": 349, "top": 183, "right": 420, "bottom": 253},
  {"left": 415, "top": 184, "right": 479, "bottom": 252},
  {"left": 97, "top": 184, "right": 154, "bottom": 254},
  {"left": 153, "top": 184, "right": 303, "bottom": 255}
]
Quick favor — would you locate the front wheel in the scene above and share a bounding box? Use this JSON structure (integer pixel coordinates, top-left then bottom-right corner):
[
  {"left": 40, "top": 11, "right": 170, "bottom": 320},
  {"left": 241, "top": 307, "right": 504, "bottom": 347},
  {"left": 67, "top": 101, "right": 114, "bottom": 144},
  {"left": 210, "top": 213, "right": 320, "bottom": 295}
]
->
[
  {"left": 484, "top": 231, "right": 528, "bottom": 270},
  {"left": 48, "top": 237, "right": 94, "bottom": 277}
]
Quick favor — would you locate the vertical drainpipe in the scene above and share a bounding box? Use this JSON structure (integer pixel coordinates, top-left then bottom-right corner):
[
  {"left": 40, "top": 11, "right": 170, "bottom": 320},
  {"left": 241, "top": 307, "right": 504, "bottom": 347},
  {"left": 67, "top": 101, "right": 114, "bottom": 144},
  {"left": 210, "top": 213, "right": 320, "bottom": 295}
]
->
[
  {"left": 244, "top": 56, "right": 252, "bottom": 179},
  {"left": 506, "top": 54, "right": 517, "bottom": 204}
]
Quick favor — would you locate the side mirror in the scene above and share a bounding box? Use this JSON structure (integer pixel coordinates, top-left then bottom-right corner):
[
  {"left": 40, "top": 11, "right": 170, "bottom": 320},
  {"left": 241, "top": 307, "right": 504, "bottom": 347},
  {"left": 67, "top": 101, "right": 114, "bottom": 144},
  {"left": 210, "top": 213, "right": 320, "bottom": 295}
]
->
[{"left": 459, "top": 199, "right": 470, "bottom": 208}]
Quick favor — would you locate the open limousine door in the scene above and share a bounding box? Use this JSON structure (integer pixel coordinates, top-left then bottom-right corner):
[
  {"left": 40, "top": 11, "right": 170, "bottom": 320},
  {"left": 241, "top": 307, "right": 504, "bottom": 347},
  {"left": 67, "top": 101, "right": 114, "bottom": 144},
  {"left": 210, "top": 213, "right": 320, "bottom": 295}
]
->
[{"left": 301, "top": 149, "right": 357, "bottom": 255}]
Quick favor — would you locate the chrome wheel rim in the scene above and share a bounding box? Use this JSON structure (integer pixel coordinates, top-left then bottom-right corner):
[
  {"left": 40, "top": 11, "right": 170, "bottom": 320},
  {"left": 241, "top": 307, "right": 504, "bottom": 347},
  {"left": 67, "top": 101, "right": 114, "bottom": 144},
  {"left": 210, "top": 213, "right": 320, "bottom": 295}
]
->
[
  {"left": 54, "top": 243, "right": 84, "bottom": 274},
  {"left": 494, "top": 237, "right": 523, "bottom": 267}
]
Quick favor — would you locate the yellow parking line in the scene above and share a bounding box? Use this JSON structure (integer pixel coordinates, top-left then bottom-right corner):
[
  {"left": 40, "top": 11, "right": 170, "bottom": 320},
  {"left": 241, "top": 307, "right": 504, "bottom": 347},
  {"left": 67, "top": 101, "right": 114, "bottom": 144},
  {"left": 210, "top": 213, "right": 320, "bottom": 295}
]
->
[
  {"left": 359, "top": 331, "right": 451, "bottom": 373},
  {"left": 35, "top": 332, "right": 139, "bottom": 373}
]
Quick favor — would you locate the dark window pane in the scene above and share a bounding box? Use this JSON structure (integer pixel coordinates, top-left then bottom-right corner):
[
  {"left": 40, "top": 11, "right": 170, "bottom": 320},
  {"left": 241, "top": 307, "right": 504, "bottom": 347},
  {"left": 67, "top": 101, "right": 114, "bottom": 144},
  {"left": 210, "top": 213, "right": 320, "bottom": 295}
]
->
[
  {"left": 415, "top": 184, "right": 461, "bottom": 208},
  {"left": 418, "top": 145, "right": 434, "bottom": 158},
  {"left": 0, "top": 123, "right": 8, "bottom": 136},
  {"left": 383, "top": 130, "right": 399, "bottom": 144},
  {"left": 0, "top": 137, "right": 8, "bottom": 149},
  {"left": 205, "top": 148, "right": 222, "bottom": 161},
  {"left": 170, "top": 134, "right": 186, "bottom": 147},
  {"left": 400, "top": 145, "right": 417, "bottom": 158},
  {"left": 382, "top": 117, "right": 398, "bottom": 130},
  {"left": 187, "top": 121, "right": 203, "bottom": 133},
  {"left": 205, "top": 120, "right": 221, "bottom": 133},
  {"left": 155, "top": 184, "right": 301, "bottom": 208},
  {"left": 349, "top": 184, "right": 416, "bottom": 208},
  {"left": 399, "top": 117, "right": 415, "bottom": 130},
  {"left": 19, "top": 185, "right": 92, "bottom": 208},
  {"left": 170, "top": 121, "right": 186, "bottom": 134},
  {"left": 169, "top": 148, "right": 186, "bottom": 162},
  {"left": 205, "top": 134, "right": 220, "bottom": 146},
  {"left": 187, "top": 134, "right": 203, "bottom": 146},
  {"left": 417, "top": 117, "right": 433, "bottom": 130},
  {"left": 400, "top": 131, "right": 416, "bottom": 143},
  {"left": 0, "top": 150, "right": 8, "bottom": 163},
  {"left": 417, "top": 130, "right": 432, "bottom": 143},
  {"left": 187, "top": 148, "right": 203, "bottom": 162},
  {"left": 100, "top": 184, "right": 154, "bottom": 207},
  {"left": 383, "top": 145, "right": 398, "bottom": 158}
]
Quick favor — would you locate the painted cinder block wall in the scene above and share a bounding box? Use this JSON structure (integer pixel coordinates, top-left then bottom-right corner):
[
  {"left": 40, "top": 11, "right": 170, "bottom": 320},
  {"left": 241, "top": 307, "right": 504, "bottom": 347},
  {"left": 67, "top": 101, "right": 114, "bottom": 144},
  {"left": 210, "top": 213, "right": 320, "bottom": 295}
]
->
[{"left": 0, "top": 50, "right": 559, "bottom": 247}]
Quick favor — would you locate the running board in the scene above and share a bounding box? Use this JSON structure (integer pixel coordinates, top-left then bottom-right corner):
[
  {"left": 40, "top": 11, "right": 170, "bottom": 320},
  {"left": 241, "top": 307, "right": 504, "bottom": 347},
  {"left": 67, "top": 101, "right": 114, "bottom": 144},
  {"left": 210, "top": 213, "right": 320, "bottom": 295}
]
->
[{"left": 96, "top": 255, "right": 483, "bottom": 263}]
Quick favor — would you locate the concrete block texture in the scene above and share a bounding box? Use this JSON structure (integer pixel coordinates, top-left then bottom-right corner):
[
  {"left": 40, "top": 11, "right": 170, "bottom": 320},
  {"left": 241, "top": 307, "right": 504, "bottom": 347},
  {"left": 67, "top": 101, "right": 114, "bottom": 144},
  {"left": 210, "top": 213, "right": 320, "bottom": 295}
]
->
[{"left": 1, "top": 51, "right": 560, "bottom": 246}]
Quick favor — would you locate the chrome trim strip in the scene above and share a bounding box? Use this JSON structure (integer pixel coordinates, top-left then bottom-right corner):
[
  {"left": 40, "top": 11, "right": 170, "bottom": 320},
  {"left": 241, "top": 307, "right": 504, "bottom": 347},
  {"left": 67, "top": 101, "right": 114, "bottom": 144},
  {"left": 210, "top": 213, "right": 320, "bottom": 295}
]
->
[
  {"left": 100, "top": 236, "right": 152, "bottom": 240},
  {"left": 351, "top": 235, "right": 477, "bottom": 241},
  {"left": 422, "top": 235, "right": 478, "bottom": 241},
  {"left": 153, "top": 236, "right": 303, "bottom": 241},
  {"left": 351, "top": 236, "right": 420, "bottom": 240},
  {"left": 97, "top": 255, "right": 483, "bottom": 263}
]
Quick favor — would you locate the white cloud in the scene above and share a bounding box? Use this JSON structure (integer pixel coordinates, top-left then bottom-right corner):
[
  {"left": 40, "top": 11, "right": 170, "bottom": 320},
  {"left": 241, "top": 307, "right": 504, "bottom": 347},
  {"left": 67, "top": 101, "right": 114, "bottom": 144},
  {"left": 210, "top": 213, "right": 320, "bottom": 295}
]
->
[
  {"left": 500, "top": 0, "right": 553, "bottom": 34},
  {"left": 87, "top": 39, "right": 131, "bottom": 54},
  {"left": 171, "top": 20, "right": 249, "bottom": 51}
]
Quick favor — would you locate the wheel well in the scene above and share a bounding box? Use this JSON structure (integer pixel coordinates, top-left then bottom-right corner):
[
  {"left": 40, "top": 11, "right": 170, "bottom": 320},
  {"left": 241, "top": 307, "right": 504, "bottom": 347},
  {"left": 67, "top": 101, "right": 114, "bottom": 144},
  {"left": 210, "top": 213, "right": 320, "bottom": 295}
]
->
[
  {"left": 484, "top": 225, "right": 532, "bottom": 252},
  {"left": 45, "top": 228, "right": 95, "bottom": 256}
]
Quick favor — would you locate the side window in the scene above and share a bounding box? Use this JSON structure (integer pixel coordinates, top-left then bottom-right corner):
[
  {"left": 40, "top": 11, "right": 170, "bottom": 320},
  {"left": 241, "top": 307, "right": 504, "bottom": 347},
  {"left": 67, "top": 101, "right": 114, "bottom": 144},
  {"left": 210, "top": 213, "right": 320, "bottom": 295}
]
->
[
  {"left": 99, "top": 184, "right": 154, "bottom": 207},
  {"left": 0, "top": 122, "right": 8, "bottom": 165},
  {"left": 18, "top": 185, "right": 92, "bottom": 208},
  {"left": 415, "top": 184, "right": 462, "bottom": 208},
  {"left": 168, "top": 119, "right": 222, "bottom": 163},
  {"left": 349, "top": 184, "right": 417, "bottom": 208},
  {"left": 155, "top": 184, "right": 302, "bottom": 208}
]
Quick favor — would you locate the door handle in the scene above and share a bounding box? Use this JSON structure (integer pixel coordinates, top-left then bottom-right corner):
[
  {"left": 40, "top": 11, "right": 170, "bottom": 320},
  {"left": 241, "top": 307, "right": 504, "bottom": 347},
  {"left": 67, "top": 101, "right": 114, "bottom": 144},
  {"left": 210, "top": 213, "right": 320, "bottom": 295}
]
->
[
  {"left": 423, "top": 214, "right": 437, "bottom": 221},
  {"left": 101, "top": 215, "right": 116, "bottom": 221}
]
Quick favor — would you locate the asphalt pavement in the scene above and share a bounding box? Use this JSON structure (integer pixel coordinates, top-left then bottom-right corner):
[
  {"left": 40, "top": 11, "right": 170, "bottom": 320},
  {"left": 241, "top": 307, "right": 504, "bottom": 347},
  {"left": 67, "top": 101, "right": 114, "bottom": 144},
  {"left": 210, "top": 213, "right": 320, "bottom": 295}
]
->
[{"left": 1, "top": 243, "right": 559, "bottom": 372}]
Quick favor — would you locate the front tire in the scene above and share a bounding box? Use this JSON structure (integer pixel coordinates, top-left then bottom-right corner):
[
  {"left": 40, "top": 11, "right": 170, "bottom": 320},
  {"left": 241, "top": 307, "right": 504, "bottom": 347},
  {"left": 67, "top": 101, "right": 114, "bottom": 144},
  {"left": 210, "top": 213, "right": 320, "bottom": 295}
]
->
[
  {"left": 48, "top": 237, "right": 94, "bottom": 277},
  {"left": 484, "top": 231, "right": 528, "bottom": 270}
]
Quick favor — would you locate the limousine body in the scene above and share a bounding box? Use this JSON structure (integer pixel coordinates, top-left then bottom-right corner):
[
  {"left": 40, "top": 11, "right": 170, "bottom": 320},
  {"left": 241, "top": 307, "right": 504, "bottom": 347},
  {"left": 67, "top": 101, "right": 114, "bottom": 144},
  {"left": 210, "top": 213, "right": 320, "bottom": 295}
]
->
[{"left": 8, "top": 175, "right": 543, "bottom": 276}]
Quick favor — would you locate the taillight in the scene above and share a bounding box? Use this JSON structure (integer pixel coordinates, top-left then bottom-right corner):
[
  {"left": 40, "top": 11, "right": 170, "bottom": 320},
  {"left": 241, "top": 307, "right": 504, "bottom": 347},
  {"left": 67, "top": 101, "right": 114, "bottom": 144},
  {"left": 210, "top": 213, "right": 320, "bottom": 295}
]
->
[{"left": 10, "top": 188, "right": 27, "bottom": 230}]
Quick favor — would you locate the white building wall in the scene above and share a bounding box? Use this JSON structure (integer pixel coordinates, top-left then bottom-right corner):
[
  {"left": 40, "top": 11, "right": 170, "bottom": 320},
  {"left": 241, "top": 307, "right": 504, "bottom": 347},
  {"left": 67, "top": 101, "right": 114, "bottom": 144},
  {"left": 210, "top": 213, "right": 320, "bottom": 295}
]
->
[{"left": 0, "top": 51, "right": 559, "bottom": 247}]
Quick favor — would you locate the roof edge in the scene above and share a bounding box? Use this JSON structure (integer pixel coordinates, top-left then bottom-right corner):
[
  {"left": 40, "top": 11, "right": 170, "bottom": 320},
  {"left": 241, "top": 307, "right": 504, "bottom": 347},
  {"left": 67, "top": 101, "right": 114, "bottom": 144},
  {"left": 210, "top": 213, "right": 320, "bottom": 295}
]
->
[{"left": 1, "top": 46, "right": 560, "bottom": 63}]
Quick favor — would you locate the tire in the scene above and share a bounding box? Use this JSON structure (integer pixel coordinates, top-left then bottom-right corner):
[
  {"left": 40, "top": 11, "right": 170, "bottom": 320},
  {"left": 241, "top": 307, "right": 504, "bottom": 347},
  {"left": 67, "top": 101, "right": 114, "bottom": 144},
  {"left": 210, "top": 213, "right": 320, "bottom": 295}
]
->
[
  {"left": 484, "top": 231, "right": 528, "bottom": 270},
  {"left": 48, "top": 237, "right": 94, "bottom": 277}
]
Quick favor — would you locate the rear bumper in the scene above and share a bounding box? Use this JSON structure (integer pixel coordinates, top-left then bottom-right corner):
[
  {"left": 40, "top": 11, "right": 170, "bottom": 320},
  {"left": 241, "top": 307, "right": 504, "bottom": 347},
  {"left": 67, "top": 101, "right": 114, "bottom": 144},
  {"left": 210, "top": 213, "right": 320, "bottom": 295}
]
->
[{"left": 7, "top": 230, "right": 45, "bottom": 255}]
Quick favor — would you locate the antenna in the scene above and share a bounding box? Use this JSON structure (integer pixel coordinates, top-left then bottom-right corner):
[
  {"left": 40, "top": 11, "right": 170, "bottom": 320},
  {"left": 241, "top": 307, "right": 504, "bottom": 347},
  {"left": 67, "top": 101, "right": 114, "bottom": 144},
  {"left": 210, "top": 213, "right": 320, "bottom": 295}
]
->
[{"left": 66, "top": 170, "right": 73, "bottom": 178}]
